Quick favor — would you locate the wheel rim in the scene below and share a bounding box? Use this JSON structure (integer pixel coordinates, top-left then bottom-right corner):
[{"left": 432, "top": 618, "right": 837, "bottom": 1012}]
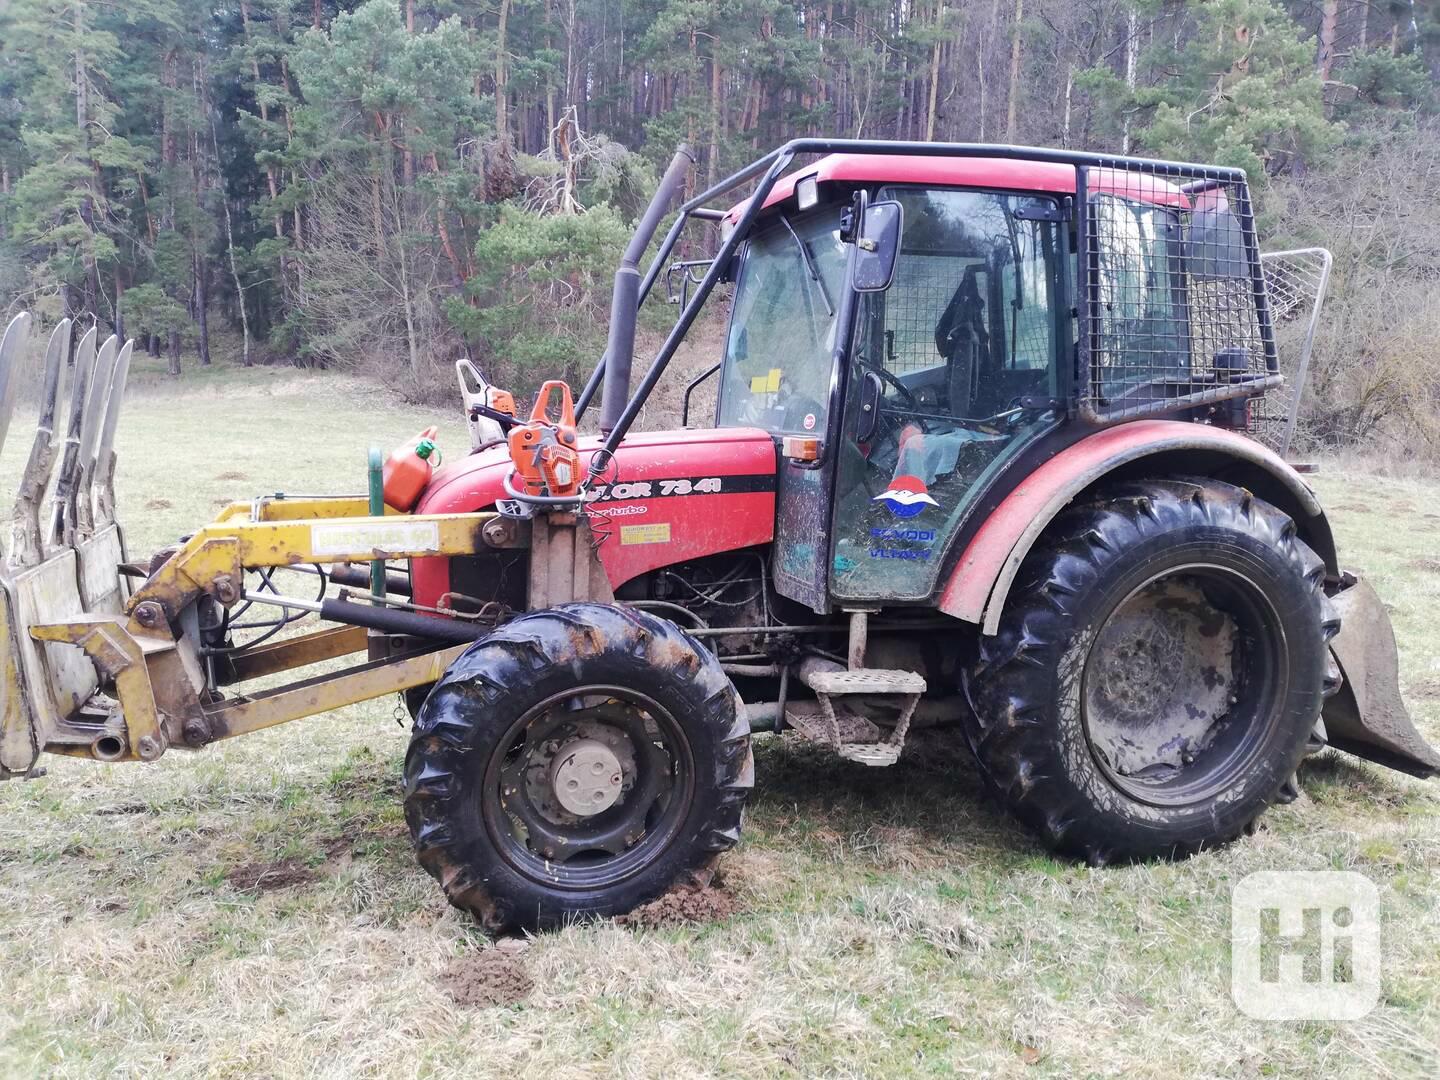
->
[
  {"left": 480, "top": 685, "right": 695, "bottom": 890},
  {"left": 1080, "top": 565, "right": 1287, "bottom": 808}
]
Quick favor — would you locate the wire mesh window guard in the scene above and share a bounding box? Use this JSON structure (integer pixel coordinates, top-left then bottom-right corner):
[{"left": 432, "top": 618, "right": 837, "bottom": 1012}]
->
[
  {"left": 1258, "top": 248, "right": 1333, "bottom": 457},
  {"left": 1080, "top": 162, "right": 1281, "bottom": 427},
  {"left": 874, "top": 188, "right": 1059, "bottom": 400}
]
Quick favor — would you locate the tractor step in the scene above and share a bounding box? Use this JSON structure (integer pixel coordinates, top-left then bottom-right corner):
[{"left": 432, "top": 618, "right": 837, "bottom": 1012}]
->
[
  {"left": 836, "top": 742, "right": 902, "bottom": 767},
  {"left": 784, "top": 707, "right": 883, "bottom": 745},
  {"left": 784, "top": 702, "right": 918, "bottom": 767},
  {"left": 783, "top": 710, "right": 902, "bottom": 765},
  {"left": 802, "top": 668, "right": 926, "bottom": 695}
]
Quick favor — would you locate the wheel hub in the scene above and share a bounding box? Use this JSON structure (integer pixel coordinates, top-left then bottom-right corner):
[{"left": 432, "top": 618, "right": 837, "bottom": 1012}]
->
[
  {"left": 521, "top": 717, "right": 639, "bottom": 826},
  {"left": 1085, "top": 577, "right": 1236, "bottom": 778},
  {"left": 549, "top": 737, "right": 625, "bottom": 816}
]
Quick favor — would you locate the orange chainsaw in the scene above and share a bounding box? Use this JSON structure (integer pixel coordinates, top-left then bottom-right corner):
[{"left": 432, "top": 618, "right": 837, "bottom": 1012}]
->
[{"left": 507, "top": 380, "right": 581, "bottom": 498}]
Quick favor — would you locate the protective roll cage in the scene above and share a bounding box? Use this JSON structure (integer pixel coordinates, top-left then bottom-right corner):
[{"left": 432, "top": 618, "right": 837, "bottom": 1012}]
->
[{"left": 534, "top": 138, "right": 1279, "bottom": 505}]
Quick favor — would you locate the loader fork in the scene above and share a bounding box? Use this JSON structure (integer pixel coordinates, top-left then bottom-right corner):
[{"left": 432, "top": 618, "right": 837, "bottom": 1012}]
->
[{"left": 0, "top": 314, "right": 134, "bottom": 776}]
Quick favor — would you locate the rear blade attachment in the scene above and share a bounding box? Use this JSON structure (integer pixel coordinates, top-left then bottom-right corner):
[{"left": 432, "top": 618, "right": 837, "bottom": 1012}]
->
[
  {"left": 1322, "top": 574, "right": 1440, "bottom": 779},
  {"left": 0, "top": 314, "right": 135, "bottom": 777}
]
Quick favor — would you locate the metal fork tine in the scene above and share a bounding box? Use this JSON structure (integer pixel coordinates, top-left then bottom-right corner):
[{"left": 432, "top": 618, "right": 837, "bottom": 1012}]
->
[
  {"left": 50, "top": 324, "right": 98, "bottom": 550},
  {"left": 0, "top": 312, "right": 33, "bottom": 468},
  {"left": 7, "top": 318, "right": 71, "bottom": 570},
  {"left": 72, "top": 334, "right": 119, "bottom": 541},
  {"left": 91, "top": 339, "right": 132, "bottom": 529}
]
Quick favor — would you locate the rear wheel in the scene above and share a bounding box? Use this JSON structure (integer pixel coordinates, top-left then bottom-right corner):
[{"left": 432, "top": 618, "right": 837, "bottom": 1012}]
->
[
  {"left": 404, "top": 603, "right": 751, "bottom": 931},
  {"left": 963, "top": 477, "right": 1337, "bottom": 863}
]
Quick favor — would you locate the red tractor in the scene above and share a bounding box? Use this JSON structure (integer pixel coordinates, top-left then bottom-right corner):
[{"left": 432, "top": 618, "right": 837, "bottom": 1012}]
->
[{"left": 2, "top": 140, "right": 1435, "bottom": 933}]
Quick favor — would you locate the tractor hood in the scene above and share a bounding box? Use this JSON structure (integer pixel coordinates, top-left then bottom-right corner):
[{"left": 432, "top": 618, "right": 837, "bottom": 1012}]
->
[{"left": 410, "top": 426, "right": 778, "bottom": 608}]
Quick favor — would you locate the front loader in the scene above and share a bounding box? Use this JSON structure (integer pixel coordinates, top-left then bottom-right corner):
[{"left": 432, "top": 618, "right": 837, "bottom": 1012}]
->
[{"left": 2, "top": 140, "right": 1436, "bottom": 932}]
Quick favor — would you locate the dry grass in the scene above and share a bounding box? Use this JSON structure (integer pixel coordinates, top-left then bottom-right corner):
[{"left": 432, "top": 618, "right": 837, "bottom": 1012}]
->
[{"left": 0, "top": 361, "right": 1435, "bottom": 1077}]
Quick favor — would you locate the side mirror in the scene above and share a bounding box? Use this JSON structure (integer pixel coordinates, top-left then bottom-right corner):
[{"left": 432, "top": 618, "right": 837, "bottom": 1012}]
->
[{"left": 850, "top": 200, "right": 903, "bottom": 292}]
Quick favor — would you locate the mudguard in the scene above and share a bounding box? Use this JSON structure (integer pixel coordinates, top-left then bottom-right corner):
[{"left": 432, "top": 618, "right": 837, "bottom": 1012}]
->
[
  {"left": 938, "top": 419, "right": 1335, "bottom": 634},
  {"left": 1322, "top": 575, "right": 1440, "bottom": 778}
]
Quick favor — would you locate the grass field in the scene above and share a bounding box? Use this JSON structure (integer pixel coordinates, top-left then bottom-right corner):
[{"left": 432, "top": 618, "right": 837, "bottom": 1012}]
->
[{"left": 0, "top": 355, "right": 1436, "bottom": 1078}]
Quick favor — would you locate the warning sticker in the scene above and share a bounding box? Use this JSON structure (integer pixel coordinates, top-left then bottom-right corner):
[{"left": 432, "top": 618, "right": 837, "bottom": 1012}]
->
[
  {"left": 620, "top": 522, "right": 672, "bottom": 546},
  {"left": 749, "top": 368, "right": 783, "bottom": 393}
]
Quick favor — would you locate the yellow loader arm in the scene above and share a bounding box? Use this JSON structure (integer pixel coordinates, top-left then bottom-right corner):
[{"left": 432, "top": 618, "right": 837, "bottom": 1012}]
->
[{"left": 0, "top": 312, "right": 542, "bottom": 776}]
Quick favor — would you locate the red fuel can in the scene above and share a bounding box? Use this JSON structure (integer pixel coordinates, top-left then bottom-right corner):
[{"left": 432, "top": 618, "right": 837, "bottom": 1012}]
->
[{"left": 382, "top": 425, "right": 440, "bottom": 511}]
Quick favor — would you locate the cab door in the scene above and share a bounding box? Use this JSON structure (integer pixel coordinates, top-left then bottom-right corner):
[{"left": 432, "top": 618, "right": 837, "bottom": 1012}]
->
[
  {"left": 829, "top": 187, "right": 1067, "bottom": 602},
  {"left": 712, "top": 207, "right": 850, "bottom": 611}
]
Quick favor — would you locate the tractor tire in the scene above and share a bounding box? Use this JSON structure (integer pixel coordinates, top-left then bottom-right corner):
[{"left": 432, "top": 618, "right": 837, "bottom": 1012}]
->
[
  {"left": 962, "top": 476, "right": 1338, "bottom": 864},
  {"left": 403, "top": 602, "right": 752, "bottom": 932}
]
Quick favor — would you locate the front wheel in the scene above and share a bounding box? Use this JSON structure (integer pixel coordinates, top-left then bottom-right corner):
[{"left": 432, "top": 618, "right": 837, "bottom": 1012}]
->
[
  {"left": 404, "top": 603, "right": 752, "bottom": 932},
  {"left": 963, "top": 477, "right": 1337, "bottom": 864}
]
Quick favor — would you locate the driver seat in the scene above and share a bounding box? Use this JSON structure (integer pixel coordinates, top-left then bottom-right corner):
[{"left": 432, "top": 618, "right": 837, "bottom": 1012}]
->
[{"left": 934, "top": 267, "right": 988, "bottom": 416}]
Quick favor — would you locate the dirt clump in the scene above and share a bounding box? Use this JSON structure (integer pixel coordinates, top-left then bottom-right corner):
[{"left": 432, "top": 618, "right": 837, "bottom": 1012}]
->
[
  {"left": 143, "top": 498, "right": 172, "bottom": 511},
  {"left": 439, "top": 950, "right": 534, "bottom": 1007},
  {"left": 1408, "top": 558, "right": 1440, "bottom": 574},
  {"left": 216, "top": 470, "right": 249, "bottom": 481},
  {"left": 615, "top": 883, "right": 742, "bottom": 929},
  {"left": 227, "top": 857, "right": 318, "bottom": 892}
]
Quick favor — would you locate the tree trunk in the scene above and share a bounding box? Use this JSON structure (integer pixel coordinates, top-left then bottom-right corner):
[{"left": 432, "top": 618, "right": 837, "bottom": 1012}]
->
[
  {"left": 167, "top": 330, "right": 181, "bottom": 376},
  {"left": 925, "top": 35, "right": 941, "bottom": 141},
  {"left": 74, "top": 2, "right": 87, "bottom": 133},
  {"left": 709, "top": 53, "right": 722, "bottom": 188},
  {"left": 1006, "top": 0, "right": 1024, "bottom": 142},
  {"left": 114, "top": 272, "right": 125, "bottom": 341},
  {"left": 496, "top": 0, "right": 511, "bottom": 145},
  {"left": 1061, "top": 64, "right": 1073, "bottom": 147},
  {"left": 1317, "top": 0, "right": 1339, "bottom": 79},
  {"left": 1121, "top": 5, "right": 1138, "bottom": 153},
  {"left": 212, "top": 112, "right": 251, "bottom": 367},
  {"left": 195, "top": 254, "right": 211, "bottom": 366}
]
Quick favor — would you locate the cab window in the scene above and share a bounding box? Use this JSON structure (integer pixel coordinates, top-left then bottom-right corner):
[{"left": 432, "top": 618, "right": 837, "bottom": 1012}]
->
[
  {"left": 716, "top": 210, "right": 847, "bottom": 434},
  {"left": 1090, "top": 195, "right": 1190, "bottom": 398}
]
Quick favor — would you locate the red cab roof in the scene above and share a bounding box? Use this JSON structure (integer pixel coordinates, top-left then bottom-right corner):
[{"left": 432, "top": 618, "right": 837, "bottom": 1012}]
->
[{"left": 724, "top": 151, "right": 1191, "bottom": 221}]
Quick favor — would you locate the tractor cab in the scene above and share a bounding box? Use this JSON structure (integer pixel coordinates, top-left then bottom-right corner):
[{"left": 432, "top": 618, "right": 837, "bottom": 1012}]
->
[{"left": 708, "top": 154, "right": 1228, "bottom": 611}]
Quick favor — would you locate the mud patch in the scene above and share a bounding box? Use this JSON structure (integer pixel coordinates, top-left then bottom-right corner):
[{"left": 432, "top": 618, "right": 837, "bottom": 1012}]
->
[
  {"left": 1408, "top": 558, "right": 1440, "bottom": 574},
  {"left": 439, "top": 950, "right": 533, "bottom": 1008},
  {"left": 216, "top": 470, "right": 249, "bottom": 481},
  {"left": 1413, "top": 676, "right": 1440, "bottom": 700},
  {"left": 227, "top": 857, "right": 318, "bottom": 892},
  {"left": 92, "top": 801, "right": 149, "bottom": 816},
  {"left": 143, "top": 497, "right": 172, "bottom": 511},
  {"left": 615, "top": 882, "right": 742, "bottom": 929}
]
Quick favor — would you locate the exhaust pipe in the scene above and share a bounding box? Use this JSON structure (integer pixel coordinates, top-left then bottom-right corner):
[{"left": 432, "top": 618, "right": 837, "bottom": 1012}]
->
[{"left": 599, "top": 144, "right": 695, "bottom": 436}]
